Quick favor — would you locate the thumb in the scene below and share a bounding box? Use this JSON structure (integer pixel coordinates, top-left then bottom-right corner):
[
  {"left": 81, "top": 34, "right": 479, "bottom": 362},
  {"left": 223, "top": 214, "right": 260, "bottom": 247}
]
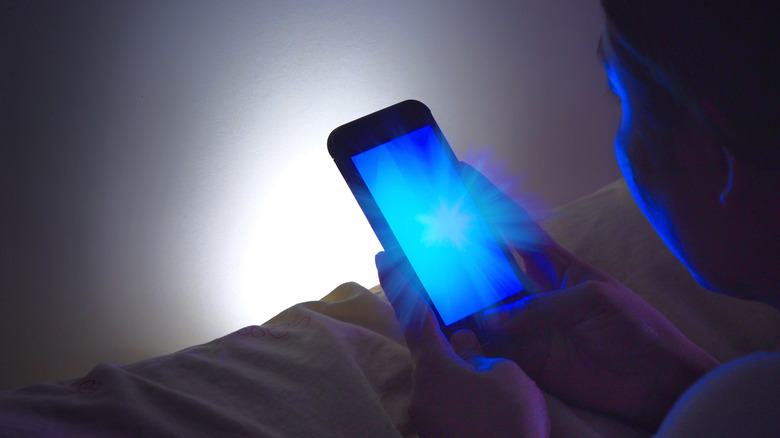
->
[
  {"left": 450, "top": 329, "right": 500, "bottom": 371},
  {"left": 457, "top": 161, "right": 552, "bottom": 250},
  {"left": 483, "top": 282, "right": 601, "bottom": 335},
  {"left": 376, "top": 251, "right": 454, "bottom": 363},
  {"left": 450, "top": 329, "right": 484, "bottom": 362}
]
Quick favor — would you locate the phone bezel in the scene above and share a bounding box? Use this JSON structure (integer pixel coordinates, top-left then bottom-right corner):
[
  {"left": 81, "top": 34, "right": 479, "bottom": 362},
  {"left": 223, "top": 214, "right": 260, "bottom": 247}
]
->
[{"left": 328, "top": 99, "right": 525, "bottom": 339}]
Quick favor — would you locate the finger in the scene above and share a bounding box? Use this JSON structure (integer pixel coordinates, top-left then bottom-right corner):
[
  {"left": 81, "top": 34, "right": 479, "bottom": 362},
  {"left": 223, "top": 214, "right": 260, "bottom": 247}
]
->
[
  {"left": 512, "top": 249, "right": 558, "bottom": 292},
  {"left": 483, "top": 281, "right": 603, "bottom": 335},
  {"left": 450, "top": 329, "right": 484, "bottom": 362},
  {"left": 458, "top": 161, "right": 552, "bottom": 250},
  {"left": 458, "top": 162, "right": 575, "bottom": 288},
  {"left": 515, "top": 246, "right": 580, "bottom": 291},
  {"left": 451, "top": 330, "right": 527, "bottom": 376},
  {"left": 451, "top": 329, "right": 505, "bottom": 372},
  {"left": 376, "top": 251, "right": 454, "bottom": 363}
]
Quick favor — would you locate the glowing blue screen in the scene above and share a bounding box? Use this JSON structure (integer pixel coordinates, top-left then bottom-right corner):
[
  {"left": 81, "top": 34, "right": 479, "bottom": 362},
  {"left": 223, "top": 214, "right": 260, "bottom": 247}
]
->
[{"left": 352, "top": 125, "right": 523, "bottom": 325}]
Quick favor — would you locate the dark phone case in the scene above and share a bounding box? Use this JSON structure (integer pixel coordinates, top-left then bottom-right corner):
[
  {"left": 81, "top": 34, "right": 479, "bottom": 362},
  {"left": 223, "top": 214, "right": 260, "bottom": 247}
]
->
[{"left": 328, "top": 100, "right": 523, "bottom": 341}]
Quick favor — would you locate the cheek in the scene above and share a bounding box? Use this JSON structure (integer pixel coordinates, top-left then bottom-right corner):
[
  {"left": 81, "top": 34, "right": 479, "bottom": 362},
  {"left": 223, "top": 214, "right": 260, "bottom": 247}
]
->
[
  {"left": 613, "top": 109, "right": 687, "bottom": 269},
  {"left": 615, "top": 123, "right": 656, "bottom": 226},
  {"left": 613, "top": 111, "right": 637, "bottom": 190},
  {"left": 607, "top": 62, "right": 663, "bottom": 206},
  {"left": 614, "top": 98, "right": 652, "bottom": 210}
]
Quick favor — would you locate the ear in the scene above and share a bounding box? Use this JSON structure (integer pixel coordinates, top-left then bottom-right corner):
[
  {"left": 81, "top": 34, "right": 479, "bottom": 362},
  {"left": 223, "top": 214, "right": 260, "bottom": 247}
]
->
[
  {"left": 718, "top": 145, "right": 735, "bottom": 205},
  {"left": 673, "top": 111, "right": 734, "bottom": 207},
  {"left": 693, "top": 97, "right": 738, "bottom": 206}
]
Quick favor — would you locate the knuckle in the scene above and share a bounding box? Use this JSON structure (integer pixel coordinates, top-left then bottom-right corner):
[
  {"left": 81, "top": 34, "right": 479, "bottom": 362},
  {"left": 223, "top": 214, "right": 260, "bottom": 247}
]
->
[{"left": 581, "top": 280, "right": 614, "bottom": 301}]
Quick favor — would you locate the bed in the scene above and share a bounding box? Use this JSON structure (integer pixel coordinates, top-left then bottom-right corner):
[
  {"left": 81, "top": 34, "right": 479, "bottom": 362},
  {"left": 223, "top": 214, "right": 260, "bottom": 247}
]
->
[{"left": 2, "top": 178, "right": 778, "bottom": 437}]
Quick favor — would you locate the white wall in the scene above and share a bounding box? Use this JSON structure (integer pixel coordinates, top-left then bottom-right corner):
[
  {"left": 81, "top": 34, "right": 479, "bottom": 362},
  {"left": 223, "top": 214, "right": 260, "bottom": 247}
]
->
[{"left": 0, "top": 0, "right": 620, "bottom": 389}]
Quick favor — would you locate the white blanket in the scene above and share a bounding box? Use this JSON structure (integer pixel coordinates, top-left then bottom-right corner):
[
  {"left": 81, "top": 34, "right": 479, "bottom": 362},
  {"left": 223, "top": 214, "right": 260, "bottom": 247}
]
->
[{"left": 0, "top": 284, "right": 413, "bottom": 437}]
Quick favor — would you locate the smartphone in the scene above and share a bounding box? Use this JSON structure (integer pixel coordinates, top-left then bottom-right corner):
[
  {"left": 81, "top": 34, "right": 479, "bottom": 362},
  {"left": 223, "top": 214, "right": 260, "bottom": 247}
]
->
[{"left": 328, "top": 100, "right": 526, "bottom": 339}]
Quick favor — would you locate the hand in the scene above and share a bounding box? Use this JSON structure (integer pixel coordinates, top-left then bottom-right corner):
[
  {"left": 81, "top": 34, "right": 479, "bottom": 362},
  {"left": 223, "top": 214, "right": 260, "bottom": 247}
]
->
[
  {"left": 377, "top": 251, "right": 549, "bottom": 438},
  {"left": 486, "top": 252, "right": 719, "bottom": 431},
  {"left": 460, "top": 164, "right": 720, "bottom": 430}
]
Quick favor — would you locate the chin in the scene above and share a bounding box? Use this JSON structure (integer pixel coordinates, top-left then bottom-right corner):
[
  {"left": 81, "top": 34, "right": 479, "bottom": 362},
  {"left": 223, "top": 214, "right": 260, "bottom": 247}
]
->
[
  {"left": 688, "top": 269, "right": 720, "bottom": 293},
  {"left": 688, "top": 263, "right": 780, "bottom": 310}
]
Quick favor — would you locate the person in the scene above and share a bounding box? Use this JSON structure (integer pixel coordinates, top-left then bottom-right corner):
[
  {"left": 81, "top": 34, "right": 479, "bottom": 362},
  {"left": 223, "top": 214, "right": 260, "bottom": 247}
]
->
[{"left": 376, "top": 1, "right": 780, "bottom": 436}]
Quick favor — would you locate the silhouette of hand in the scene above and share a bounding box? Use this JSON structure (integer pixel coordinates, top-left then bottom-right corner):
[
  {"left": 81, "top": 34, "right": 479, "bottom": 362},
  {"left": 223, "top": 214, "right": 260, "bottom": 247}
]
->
[
  {"left": 459, "top": 163, "right": 720, "bottom": 430},
  {"left": 486, "top": 250, "right": 718, "bottom": 430},
  {"left": 377, "top": 251, "right": 549, "bottom": 438}
]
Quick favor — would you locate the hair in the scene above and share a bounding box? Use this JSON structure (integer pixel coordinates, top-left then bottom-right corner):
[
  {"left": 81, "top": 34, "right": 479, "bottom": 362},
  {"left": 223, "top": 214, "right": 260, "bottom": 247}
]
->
[{"left": 600, "top": 1, "right": 779, "bottom": 170}]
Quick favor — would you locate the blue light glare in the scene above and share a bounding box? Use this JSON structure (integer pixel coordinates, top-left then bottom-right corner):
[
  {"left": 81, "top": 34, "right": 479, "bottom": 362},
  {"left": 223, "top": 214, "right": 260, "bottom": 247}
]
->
[
  {"left": 416, "top": 198, "right": 473, "bottom": 248},
  {"left": 352, "top": 126, "right": 523, "bottom": 326}
]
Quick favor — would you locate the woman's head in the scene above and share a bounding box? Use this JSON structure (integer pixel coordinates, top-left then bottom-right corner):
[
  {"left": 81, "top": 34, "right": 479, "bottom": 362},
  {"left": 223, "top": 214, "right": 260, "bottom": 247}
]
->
[{"left": 599, "top": 1, "right": 779, "bottom": 305}]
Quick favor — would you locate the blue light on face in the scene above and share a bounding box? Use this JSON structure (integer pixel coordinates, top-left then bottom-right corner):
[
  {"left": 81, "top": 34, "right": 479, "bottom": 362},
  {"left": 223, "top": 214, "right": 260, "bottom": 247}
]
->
[
  {"left": 602, "top": 32, "right": 711, "bottom": 290},
  {"left": 352, "top": 126, "right": 523, "bottom": 325}
]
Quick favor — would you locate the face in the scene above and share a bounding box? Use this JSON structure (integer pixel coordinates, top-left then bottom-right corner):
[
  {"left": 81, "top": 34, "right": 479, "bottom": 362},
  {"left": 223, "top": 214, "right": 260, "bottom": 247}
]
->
[{"left": 599, "top": 28, "right": 729, "bottom": 292}]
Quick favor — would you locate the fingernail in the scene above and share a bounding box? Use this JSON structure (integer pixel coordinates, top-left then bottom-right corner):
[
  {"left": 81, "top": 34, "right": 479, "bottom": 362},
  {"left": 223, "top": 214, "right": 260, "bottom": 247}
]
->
[{"left": 450, "top": 329, "right": 479, "bottom": 350}]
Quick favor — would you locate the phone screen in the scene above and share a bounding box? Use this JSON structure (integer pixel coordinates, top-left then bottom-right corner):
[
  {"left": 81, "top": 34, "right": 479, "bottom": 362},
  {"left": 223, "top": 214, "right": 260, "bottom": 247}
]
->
[{"left": 351, "top": 125, "right": 523, "bottom": 326}]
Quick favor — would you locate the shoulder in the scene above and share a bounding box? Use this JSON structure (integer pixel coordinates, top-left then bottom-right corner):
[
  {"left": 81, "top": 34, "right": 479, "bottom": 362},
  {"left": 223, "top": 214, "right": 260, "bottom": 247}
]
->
[{"left": 656, "top": 352, "right": 780, "bottom": 437}]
